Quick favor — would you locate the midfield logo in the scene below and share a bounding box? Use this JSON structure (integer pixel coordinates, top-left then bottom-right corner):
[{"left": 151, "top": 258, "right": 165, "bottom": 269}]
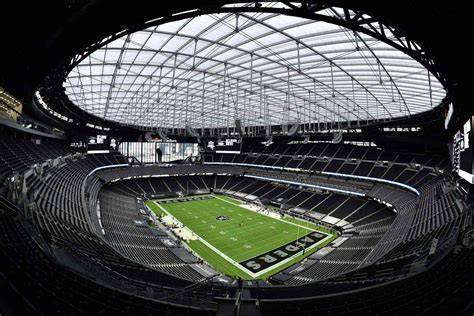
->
[{"left": 216, "top": 215, "right": 230, "bottom": 221}]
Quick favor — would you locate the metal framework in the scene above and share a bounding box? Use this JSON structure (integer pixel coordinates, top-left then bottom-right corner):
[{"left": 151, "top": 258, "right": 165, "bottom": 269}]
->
[{"left": 59, "top": 1, "right": 445, "bottom": 132}]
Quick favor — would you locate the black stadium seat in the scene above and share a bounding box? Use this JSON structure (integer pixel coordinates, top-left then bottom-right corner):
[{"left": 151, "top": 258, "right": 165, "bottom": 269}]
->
[{"left": 0, "top": 2, "right": 471, "bottom": 314}]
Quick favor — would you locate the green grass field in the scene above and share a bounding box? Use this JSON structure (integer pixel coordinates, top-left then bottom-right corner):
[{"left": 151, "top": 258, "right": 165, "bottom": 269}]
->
[{"left": 146, "top": 195, "right": 337, "bottom": 279}]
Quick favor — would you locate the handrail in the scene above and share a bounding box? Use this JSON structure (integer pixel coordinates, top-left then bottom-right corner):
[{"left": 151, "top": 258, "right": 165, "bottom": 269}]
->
[
  {"left": 204, "top": 161, "right": 420, "bottom": 196},
  {"left": 244, "top": 174, "right": 365, "bottom": 197},
  {"left": 322, "top": 171, "right": 420, "bottom": 196}
]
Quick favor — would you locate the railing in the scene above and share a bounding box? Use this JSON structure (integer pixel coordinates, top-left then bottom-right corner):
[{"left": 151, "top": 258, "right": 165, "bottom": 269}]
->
[
  {"left": 204, "top": 161, "right": 420, "bottom": 196},
  {"left": 55, "top": 238, "right": 220, "bottom": 311}
]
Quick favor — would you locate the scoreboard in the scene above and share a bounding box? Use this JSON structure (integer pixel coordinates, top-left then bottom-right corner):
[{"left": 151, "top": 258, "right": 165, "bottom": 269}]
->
[
  {"left": 87, "top": 135, "right": 117, "bottom": 153},
  {"left": 450, "top": 117, "right": 473, "bottom": 184},
  {"left": 206, "top": 138, "right": 241, "bottom": 153}
]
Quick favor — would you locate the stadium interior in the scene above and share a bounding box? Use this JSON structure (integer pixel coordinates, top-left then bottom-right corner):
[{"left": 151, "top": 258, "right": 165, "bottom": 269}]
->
[{"left": 0, "top": 1, "right": 472, "bottom": 315}]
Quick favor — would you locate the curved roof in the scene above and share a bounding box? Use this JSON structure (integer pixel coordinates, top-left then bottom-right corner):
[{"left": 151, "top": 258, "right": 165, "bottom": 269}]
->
[{"left": 63, "top": 4, "right": 445, "bottom": 130}]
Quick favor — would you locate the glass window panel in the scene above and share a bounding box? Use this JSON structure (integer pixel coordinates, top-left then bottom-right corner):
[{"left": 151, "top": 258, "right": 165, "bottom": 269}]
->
[{"left": 65, "top": 10, "right": 445, "bottom": 129}]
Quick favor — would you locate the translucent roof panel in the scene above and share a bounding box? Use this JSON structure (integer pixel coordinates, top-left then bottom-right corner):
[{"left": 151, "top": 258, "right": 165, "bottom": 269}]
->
[{"left": 64, "top": 6, "right": 445, "bottom": 129}]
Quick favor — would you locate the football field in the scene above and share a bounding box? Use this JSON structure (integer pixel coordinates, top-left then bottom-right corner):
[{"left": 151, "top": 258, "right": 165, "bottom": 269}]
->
[{"left": 146, "top": 195, "right": 337, "bottom": 279}]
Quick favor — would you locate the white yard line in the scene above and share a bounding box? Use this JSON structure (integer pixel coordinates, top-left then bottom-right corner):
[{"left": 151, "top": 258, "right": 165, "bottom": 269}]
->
[
  {"left": 244, "top": 233, "right": 334, "bottom": 277},
  {"left": 155, "top": 199, "right": 333, "bottom": 278},
  {"left": 155, "top": 202, "right": 253, "bottom": 276},
  {"left": 213, "top": 195, "right": 317, "bottom": 232}
]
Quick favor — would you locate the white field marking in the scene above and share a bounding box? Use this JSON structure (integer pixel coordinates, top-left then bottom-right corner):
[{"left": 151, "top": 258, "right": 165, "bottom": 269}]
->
[
  {"left": 197, "top": 203, "right": 326, "bottom": 258},
  {"left": 205, "top": 201, "right": 334, "bottom": 257},
  {"left": 222, "top": 222, "right": 334, "bottom": 277},
  {"left": 155, "top": 203, "right": 254, "bottom": 277},
  {"left": 213, "top": 195, "right": 317, "bottom": 231},
  {"left": 218, "top": 214, "right": 334, "bottom": 270},
  {"left": 190, "top": 204, "right": 314, "bottom": 244},
  {"left": 210, "top": 219, "right": 315, "bottom": 258},
  {"left": 244, "top": 232, "right": 333, "bottom": 278},
  {"left": 157, "top": 198, "right": 334, "bottom": 278}
]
